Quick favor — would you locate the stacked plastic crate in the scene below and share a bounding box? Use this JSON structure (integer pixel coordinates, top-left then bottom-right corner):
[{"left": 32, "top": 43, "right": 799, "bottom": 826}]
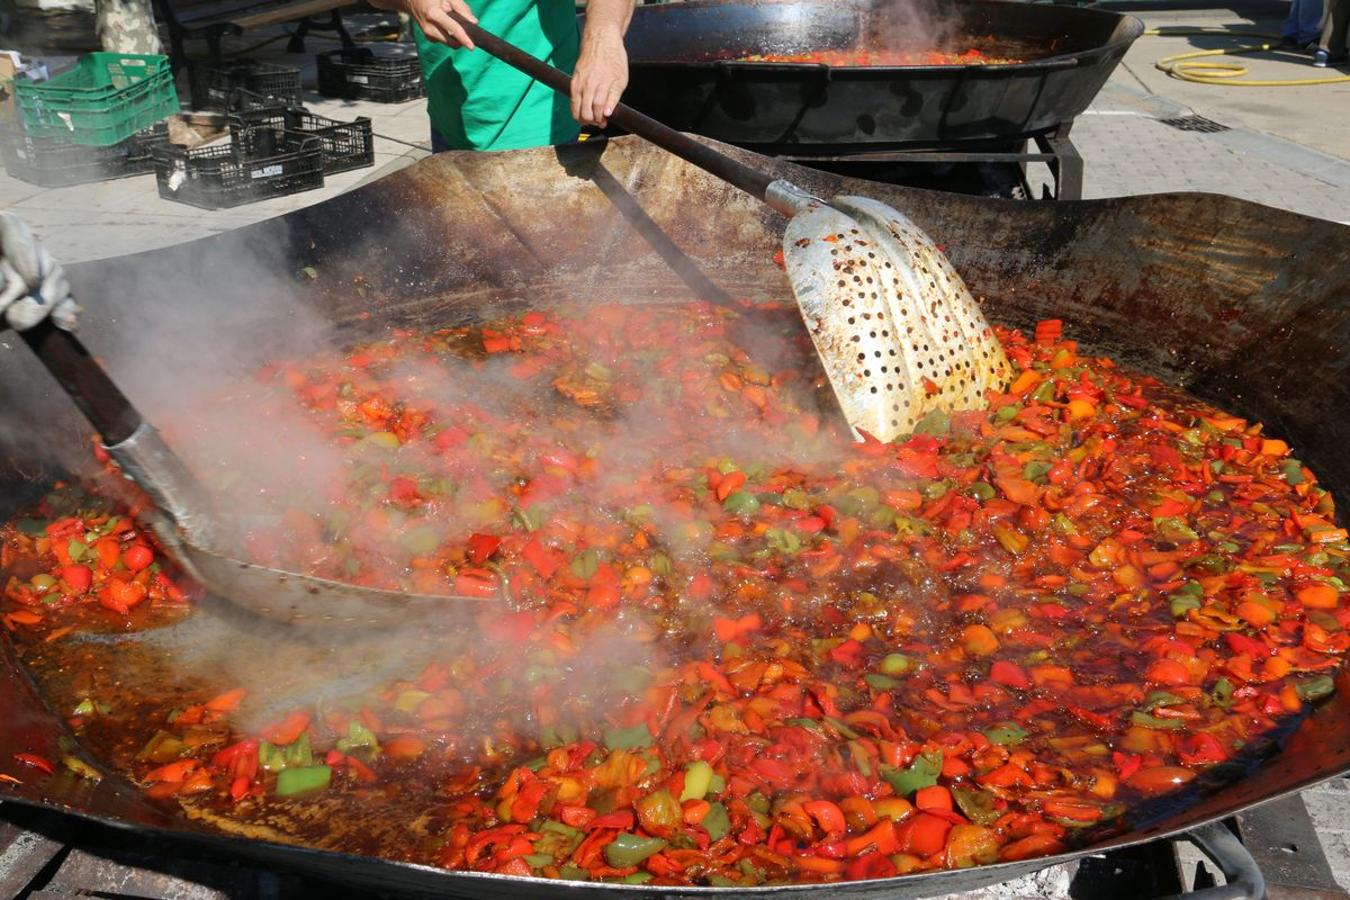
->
[
  {"left": 4, "top": 53, "right": 381, "bottom": 207},
  {"left": 3, "top": 52, "right": 177, "bottom": 186}
]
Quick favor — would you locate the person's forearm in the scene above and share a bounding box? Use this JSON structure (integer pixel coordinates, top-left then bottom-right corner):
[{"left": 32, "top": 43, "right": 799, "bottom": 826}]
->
[{"left": 581, "top": 0, "right": 634, "bottom": 45}]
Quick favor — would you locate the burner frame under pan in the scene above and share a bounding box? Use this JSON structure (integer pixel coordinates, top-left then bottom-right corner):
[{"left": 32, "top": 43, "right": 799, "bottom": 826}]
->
[{"left": 766, "top": 122, "right": 1084, "bottom": 201}]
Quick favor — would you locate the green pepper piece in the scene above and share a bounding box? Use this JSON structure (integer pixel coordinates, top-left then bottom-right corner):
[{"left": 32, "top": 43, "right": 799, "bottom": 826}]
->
[
  {"left": 865, "top": 673, "right": 902, "bottom": 691},
  {"left": 951, "top": 785, "right": 1002, "bottom": 825},
  {"left": 848, "top": 740, "right": 873, "bottom": 777},
  {"left": 1281, "top": 459, "right": 1306, "bottom": 485},
  {"left": 869, "top": 506, "right": 897, "bottom": 529},
  {"left": 275, "top": 765, "right": 331, "bottom": 796},
  {"left": 1170, "top": 594, "right": 1202, "bottom": 618},
  {"left": 914, "top": 409, "right": 951, "bottom": 435},
  {"left": 702, "top": 802, "right": 731, "bottom": 842},
  {"left": 920, "top": 480, "right": 950, "bottom": 501},
  {"left": 1143, "top": 690, "right": 1185, "bottom": 711},
  {"left": 604, "top": 723, "right": 653, "bottom": 750},
  {"left": 880, "top": 749, "right": 942, "bottom": 797},
  {"left": 394, "top": 690, "right": 431, "bottom": 713},
  {"left": 1130, "top": 710, "right": 1183, "bottom": 730},
  {"left": 722, "top": 491, "right": 760, "bottom": 517},
  {"left": 1295, "top": 675, "right": 1335, "bottom": 702},
  {"left": 558, "top": 864, "right": 592, "bottom": 881},
  {"left": 983, "top": 722, "right": 1028, "bottom": 746},
  {"left": 680, "top": 760, "right": 714, "bottom": 801},
  {"left": 281, "top": 732, "right": 313, "bottom": 769},
  {"left": 765, "top": 528, "right": 802, "bottom": 555},
  {"left": 1053, "top": 513, "right": 1078, "bottom": 536},
  {"left": 515, "top": 505, "right": 546, "bottom": 532},
  {"left": 879, "top": 653, "right": 917, "bottom": 676},
  {"left": 1023, "top": 460, "right": 1052, "bottom": 483},
  {"left": 570, "top": 550, "right": 599, "bottom": 580},
  {"left": 823, "top": 716, "right": 862, "bottom": 740},
  {"left": 67, "top": 539, "right": 89, "bottom": 562},
  {"left": 626, "top": 503, "right": 655, "bottom": 522},
  {"left": 259, "top": 741, "right": 287, "bottom": 773},
  {"left": 967, "top": 482, "right": 996, "bottom": 501},
  {"left": 706, "top": 773, "right": 725, "bottom": 797},
  {"left": 536, "top": 819, "right": 585, "bottom": 860},
  {"left": 1211, "top": 676, "right": 1235, "bottom": 708},
  {"left": 136, "top": 731, "right": 186, "bottom": 764},
  {"left": 603, "top": 833, "right": 667, "bottom": 868},
  {"left": 1153, "top": 516, "right": 1199, "bottom": 543},
  {"left": 335, "top": 720, "right": 379, "bottom": 756}
]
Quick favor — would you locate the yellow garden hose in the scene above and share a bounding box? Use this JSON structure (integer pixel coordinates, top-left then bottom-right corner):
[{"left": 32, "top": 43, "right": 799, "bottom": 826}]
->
[{"left": 1148, "top": 27, "right": 1350, "bottom": 85}]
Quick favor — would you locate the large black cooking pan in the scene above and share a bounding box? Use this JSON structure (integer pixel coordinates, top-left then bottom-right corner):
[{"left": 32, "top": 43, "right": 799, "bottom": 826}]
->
[
  {"left": 608, "top": 0, "right": 1144, "bottom": 149},
  {"left": 0, "top": 137, "right": 1348, "bottom": 897}
]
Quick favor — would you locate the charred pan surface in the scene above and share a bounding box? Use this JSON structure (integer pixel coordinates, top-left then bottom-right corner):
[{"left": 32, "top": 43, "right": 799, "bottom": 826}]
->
[
  {"left": 609, "top": 0, "right": 1145, "bottom": 147},
  {"left": 1, "top": 136, "right": 1348, "bottom": 896}
]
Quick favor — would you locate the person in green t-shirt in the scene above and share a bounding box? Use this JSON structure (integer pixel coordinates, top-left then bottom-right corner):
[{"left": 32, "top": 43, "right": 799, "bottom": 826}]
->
[{"left": 370, "top": 0, "right": 635, "bottom": 152}]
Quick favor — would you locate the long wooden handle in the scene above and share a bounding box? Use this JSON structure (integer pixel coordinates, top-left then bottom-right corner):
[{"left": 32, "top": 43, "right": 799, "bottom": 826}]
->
[
  {"left": 451, "top": 13, "right": 778, "bottom": 203},
  {"left": 21, "top": 320, "right": 142, "bottom": 446}
]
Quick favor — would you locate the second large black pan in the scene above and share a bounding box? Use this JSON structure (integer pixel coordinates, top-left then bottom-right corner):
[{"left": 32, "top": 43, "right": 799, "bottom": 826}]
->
[{"left": 606, "top": 0, "right": 1144, "bottom": 149}]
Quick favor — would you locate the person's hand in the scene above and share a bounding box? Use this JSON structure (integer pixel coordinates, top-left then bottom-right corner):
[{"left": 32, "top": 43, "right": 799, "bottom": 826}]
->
[
  {"left": 0, "top": 214, "right": 78, "bottom": 332},
  {"left": 405, "top": 0, "right": 477, "bottom": 49},
  {"left": 572, "top": 26, "right": 628, "bottom": 128}
]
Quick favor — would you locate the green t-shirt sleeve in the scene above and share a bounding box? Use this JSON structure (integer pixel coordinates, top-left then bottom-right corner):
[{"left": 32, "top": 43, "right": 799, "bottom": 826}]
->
[{"left": 415, "top": 0, "right": 581, "bottom": 151}]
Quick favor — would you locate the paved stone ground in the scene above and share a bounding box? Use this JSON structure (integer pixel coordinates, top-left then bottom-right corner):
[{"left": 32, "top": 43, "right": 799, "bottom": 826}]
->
[
  {"left": 0, "top": 90, "right": 432, "bottom": 262},
  {"left": 0, "top": 13, "right": 432, "bottom": 261},
  {"left": 1112, "top": 4, "right": 1350, "bottom": 161},
  {"left": 1027, "top": 81, "right": 1350, "bottom": 222},
  {"left": 1304, "top": 777, "right": 1350, "bottom": 892},
  {"left": 1, "top": 5, "right": 1349, "bottom": 895}
]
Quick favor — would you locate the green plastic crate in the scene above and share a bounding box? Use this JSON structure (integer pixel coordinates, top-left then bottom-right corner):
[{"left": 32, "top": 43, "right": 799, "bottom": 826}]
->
[{"left": 15, "top": 53, "right": 179, "bottom": 147}]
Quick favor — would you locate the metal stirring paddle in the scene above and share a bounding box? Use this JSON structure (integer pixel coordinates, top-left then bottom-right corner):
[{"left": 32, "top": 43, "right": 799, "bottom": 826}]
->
[
  {"left": 17, "top": 301, "right": 483, "bottom": 629},
  {"left": 449, "top": 12, "right": 1013, "bottom": 443}
]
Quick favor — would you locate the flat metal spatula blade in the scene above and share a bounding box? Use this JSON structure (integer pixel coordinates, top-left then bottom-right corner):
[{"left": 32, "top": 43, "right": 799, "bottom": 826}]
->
[{"left": 782, "top": 197, "right": 1012, "bottom": 444}]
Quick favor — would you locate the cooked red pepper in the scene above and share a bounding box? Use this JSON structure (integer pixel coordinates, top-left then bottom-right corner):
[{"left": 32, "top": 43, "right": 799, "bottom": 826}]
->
[{"left": 1, "top": 309, "right": 1346, "bottom": 887}]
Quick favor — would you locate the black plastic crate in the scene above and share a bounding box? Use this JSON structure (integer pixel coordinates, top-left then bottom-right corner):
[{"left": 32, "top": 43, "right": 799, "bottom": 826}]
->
[
  {"left": 189, "top": 60, "right": 302, "bottom": 111},
  {"left": 153, "top": 131, "right": 324, "bottom": 209},
  {"left": 1, "top": 120, "right": 168, "bottom": 187},
  {"left": 230, "top": 105, "right": 374, "bottom": 175},
  {"left": 316, "top": 46, "right": 423, "bottom": 103}
]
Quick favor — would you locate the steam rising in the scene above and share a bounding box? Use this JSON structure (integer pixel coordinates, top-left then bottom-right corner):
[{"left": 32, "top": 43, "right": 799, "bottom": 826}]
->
[
  {"left": 0, "top": 220, "right": 861, "bottom": 754},
  {"left": 864, "top": 0, "right": 958, "bottom": 57}
]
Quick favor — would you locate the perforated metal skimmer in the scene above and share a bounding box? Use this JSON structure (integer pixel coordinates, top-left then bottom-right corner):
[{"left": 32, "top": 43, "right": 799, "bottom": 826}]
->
[{"left": 775, "top": 186, "right": 1012, "bottom": 443}]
